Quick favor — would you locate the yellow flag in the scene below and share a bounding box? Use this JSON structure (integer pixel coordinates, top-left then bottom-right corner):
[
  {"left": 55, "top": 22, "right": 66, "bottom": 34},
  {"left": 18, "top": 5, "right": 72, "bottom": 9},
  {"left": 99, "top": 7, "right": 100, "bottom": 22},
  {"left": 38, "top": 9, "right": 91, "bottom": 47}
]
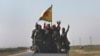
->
[{"left": 39, "top": 5, "right": 52, "bottom": 22}]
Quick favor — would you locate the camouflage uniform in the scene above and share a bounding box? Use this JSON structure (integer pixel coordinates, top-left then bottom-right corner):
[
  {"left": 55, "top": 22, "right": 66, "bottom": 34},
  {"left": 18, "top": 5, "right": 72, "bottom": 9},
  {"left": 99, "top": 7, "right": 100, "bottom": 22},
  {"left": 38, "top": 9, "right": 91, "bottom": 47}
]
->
[
  {"left": 31, "top": 29, "right": 46, "bottom": 53},
  {"left": 52, "top": 28, "right": 61, "bottom": 53},
  {"left": 60, "top": 26, "right": 70, "bottom": 54},
  {"left": 45, "top": 28, "right": 58, "bottom": 53},
  {"left": 60, "top": 33, "right": 70, "bottom": 53}
]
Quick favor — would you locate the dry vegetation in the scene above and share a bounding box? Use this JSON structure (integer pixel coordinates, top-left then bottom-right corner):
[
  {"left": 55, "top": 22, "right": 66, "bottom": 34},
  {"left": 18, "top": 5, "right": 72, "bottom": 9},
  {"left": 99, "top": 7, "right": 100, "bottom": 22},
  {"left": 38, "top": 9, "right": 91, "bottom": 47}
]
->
[
  {"left": 0, "top": 47, "right": 28, "bottom": 56},
  {"left": 0, "top": 45, "right": 100, "bottom": 56},
  {"left": 70, "top": 45, "right": 100, "bottom": 56}
]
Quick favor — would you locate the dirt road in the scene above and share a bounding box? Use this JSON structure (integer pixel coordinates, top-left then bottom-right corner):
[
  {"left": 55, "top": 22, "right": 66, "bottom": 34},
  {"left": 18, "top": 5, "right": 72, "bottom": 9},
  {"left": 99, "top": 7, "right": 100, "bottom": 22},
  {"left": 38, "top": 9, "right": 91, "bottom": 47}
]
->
[{"left": 4, "top": 50, "right": 100, "bottom": 56}]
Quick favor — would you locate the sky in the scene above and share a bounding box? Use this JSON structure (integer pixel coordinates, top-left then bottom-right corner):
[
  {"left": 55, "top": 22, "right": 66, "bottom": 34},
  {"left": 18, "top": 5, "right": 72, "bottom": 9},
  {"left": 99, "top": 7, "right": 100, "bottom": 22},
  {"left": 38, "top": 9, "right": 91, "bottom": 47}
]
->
[{"left": 0, "top": 0, "right": 100, "bottom": 48}]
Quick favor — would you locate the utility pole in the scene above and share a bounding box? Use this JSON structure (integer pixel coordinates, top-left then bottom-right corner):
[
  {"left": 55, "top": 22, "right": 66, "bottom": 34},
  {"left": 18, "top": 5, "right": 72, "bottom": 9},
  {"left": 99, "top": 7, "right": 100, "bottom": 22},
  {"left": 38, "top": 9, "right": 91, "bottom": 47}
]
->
[
  {"left": 90, "top": 36, "right": 92, "bottom": 45},
  {"left": 72, "top": 39, "right": 74, "bottom": 46},
  {"left": 79, "top": 37, "right": 83, "bottom": 49},
  {"left": 79, "top": 37, "right": 82, "bottom": 46},
  {"left": 90, "top": 36, "right": 92, "bottom": 50}
]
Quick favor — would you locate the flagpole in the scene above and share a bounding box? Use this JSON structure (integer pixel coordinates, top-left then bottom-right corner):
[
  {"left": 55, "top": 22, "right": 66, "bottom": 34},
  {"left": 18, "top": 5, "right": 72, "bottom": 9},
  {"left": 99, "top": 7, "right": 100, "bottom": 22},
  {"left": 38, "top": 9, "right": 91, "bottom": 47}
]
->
[
  {"left": 51, "top": 5, "right": 53, "bottom": 26},
  {"left": 51, "top": 21, "right": 52, "bottom": 26}
]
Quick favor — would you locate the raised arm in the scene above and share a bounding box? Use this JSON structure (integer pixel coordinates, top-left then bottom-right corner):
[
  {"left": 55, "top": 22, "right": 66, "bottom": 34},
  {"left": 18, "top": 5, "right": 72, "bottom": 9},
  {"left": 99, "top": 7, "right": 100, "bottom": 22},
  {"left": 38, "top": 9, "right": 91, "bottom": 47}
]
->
[
  {"left": 65, "top": 24, "right": 70, "bottom": 34},
  {"left": 56, "top": 21, "right": 61, "bottom": 32},
  {"left": 31, "top": 30, "right": 35, "bottom": 39}
]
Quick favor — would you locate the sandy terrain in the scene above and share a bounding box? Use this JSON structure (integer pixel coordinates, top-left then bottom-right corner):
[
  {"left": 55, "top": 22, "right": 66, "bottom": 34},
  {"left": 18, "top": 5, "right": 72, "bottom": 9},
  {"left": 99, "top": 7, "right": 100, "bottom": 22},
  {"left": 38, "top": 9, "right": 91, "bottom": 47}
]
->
[{"left": 69, "top": 50, "right": 100, "bottom": 56}]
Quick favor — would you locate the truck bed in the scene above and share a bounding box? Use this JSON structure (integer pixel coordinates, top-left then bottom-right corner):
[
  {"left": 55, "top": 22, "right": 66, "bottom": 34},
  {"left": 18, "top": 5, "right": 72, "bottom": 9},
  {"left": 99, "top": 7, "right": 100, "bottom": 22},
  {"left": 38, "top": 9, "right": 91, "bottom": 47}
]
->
[{"left": 33, "top": 53, "right": 68, "bottom": 56}]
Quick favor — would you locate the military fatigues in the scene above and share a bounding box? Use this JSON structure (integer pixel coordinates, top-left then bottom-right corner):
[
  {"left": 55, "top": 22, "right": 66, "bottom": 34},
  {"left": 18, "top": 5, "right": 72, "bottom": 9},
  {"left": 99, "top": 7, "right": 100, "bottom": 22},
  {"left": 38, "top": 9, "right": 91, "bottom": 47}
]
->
[
  {"left": 31, "top": 29, "right": 46, "bottom": 53},
  {"left": 45, "top": 29, "right": 58, "bottom": 53},
  {"left": 52, "top": 28, "right": 61, "bottom": 53},
  {"left": 60, "top": 32, "right": 70, "bottom": 53}
]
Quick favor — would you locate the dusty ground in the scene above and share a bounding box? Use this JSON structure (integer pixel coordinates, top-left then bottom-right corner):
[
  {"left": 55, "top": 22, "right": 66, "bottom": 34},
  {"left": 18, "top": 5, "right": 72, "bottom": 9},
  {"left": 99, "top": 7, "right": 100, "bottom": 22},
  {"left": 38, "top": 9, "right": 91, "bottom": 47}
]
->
[
  {"left": 0, "top": 50, "right": 100, "bottom": 56},
  {"left": 69, "top": 50, "right": 100, "bottom": 56},
  {"left": 0, "top": 50, "right": 27, "bottom": 56}
]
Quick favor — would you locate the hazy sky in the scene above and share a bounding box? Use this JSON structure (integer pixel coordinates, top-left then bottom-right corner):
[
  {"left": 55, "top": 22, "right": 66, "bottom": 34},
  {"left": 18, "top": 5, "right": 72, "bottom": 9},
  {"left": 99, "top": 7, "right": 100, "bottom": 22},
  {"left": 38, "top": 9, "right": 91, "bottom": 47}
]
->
[{"left": 0, "top": 0, "right": 100, "bottom": 48}]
